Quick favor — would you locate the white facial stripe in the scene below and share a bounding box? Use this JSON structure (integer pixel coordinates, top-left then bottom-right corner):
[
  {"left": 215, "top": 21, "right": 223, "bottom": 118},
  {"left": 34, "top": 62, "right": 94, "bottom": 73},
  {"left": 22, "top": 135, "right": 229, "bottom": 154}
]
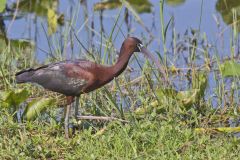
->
[{"left": 137, "top": 43, "right": 144, "bottom": 51}]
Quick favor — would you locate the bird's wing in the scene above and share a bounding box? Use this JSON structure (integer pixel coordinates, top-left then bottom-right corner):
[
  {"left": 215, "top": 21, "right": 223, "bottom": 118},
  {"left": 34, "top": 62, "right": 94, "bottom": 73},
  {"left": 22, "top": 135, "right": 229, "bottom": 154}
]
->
[{"left": 17, "top": 60, "right": 93, "bottom": 96}]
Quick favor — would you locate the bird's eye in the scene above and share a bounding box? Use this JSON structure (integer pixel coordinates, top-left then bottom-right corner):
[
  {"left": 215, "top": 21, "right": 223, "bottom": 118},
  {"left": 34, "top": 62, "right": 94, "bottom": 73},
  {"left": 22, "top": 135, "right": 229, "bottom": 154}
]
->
[{"left": 137, "top": 43, "right": 144, "bottom": 51}]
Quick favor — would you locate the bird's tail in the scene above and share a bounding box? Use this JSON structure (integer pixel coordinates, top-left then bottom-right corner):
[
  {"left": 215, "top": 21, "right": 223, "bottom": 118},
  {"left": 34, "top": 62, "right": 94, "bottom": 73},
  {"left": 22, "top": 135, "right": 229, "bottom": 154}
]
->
[{"left": 15, "top": 69, "right": 35, "bottom": 83}]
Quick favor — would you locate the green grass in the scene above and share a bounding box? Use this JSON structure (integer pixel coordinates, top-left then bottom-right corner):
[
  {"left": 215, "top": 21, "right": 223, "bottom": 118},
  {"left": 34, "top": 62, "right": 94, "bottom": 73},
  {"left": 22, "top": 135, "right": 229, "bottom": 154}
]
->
[{"left": 0, "top": 114, "right": 239, "bottom": 159}]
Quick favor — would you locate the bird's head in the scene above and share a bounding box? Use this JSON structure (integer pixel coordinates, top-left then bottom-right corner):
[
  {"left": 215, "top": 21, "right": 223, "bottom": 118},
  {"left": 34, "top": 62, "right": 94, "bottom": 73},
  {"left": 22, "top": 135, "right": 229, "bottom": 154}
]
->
[
  {"left": 122, "top": 37, "right": 156, "bottom": 61},
  {"left": 121, "top": 37, "right": 143, "bottom": 53},
  {"left": 121, "top": 37, "right": 168, "bottom": 82}
]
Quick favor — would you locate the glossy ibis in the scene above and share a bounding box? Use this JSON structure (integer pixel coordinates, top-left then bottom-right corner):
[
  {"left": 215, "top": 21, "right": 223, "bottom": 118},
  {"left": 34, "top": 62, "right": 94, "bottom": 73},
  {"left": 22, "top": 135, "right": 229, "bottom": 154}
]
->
[{"left": 15, "top": 37, "right": 167, "bottom": 138}]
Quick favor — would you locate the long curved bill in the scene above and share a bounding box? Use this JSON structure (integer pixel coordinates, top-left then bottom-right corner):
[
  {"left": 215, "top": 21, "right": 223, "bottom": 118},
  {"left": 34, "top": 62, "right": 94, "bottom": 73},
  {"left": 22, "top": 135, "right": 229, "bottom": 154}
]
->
[{"left": 140, "top": 46, "right": 168, "bottom": 83}]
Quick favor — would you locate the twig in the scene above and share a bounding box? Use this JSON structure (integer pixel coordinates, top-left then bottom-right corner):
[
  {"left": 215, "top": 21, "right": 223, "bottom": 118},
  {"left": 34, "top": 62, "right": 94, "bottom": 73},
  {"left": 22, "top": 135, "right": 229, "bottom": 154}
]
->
[{"left": 77, "top": 115, "right": 129, "bottom": 123}]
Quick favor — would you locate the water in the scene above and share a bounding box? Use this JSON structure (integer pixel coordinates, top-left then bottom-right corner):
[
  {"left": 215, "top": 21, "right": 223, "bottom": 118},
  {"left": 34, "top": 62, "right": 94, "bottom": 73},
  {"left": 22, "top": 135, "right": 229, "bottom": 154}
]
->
[{"left": 4, "top": 0, "right": 238, "bottom": 62}]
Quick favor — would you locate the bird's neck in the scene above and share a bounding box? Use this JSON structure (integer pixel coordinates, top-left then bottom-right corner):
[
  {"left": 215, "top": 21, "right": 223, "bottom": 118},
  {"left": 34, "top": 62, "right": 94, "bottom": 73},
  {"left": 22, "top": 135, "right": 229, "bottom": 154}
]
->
[
  {"left": 111, "top": 49, "right": 132, "bottom": 78},
  {"left": 102, "top": 49, "right": 132, "bottom": 83}
]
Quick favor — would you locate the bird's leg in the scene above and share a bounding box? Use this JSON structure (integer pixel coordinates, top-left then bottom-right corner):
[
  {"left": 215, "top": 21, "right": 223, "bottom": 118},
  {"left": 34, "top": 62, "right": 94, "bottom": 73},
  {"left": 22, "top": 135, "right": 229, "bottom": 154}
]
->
[
  {"left": 65, "top": 96, "right": 74, "bottom": 139},
  {"left": 75, "top": 96, "right": 80, "bottom": 119},
  {"left": 65, "top": 104, "right": 71, "bottom": 139}
]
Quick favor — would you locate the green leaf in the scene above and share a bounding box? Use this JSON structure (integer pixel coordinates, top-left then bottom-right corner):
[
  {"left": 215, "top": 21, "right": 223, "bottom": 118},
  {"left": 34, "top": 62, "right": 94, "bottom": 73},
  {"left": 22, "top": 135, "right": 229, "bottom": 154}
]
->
[
  {"left": 0, "top": 91, "right": 12, "bottom": 108},
  {"left": 176, "top": 89, "right": 199, "bottom": 108},
  {"left": 47, "top": 8, "right": 58, "bottom": 35},
  {"left": 166, "top": 0, "right": 186, "bottom": 6},
  {"left": 216, "top": 0, "right": 240, "bottom": 29},
  {"left": 156, "top": 88, "right": 199, "bottom": 108},
  {"left": 174, "top": 71, "right": 208, "bottom": 108},
  {"left": 94, "top": 0, "right": 121, "bottom": 10},
  {"left": 156, "top": 88, "right": 178, "bottom": 99},
  {"left": 134, "top": 100, "right": 166, "bottom": 115},
  {"left": 220, "top": 60, "right": 240, "bottom": 77},
  {"left": 134, "top": 88, "right": 177, "bottom": 115},
  {"left": 195, "top": 127, "right": 240, "bottom": 133},
  {"left": 154, "top": 71, "right": 208, "bottom": 109},
  {"left": 0, "top": 89, "right": 29, "bottom": 107},
  {"left": 8, "top": 89, "right": 29, "bottom": 106},
  {"left": 10, "top": 39, "right": 34, "bottom": 49},
  {"left": 24, "top": 98, "right": 54, "bottom": 121},
  {"left": 0, "top": 0, "right": 6, "bottom": 13},
  {"left": 192, "top": 71, "right": 208, "bottom": 99},
  {"left": 94, "top": 0, "right": 152, "bottom": 13},
  {"left": 15, "top": 0, "right": 58, "bottom": 17},
  {"left": 164, "top": 16, "right": 173, "bottom": 42}
]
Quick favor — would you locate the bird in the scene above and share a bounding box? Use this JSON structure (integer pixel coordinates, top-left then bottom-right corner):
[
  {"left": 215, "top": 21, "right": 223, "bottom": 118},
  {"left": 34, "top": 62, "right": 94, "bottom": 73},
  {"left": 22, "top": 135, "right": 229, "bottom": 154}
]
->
[{"left": 15, "top": 37, "right": 167, "bottom": 138}]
